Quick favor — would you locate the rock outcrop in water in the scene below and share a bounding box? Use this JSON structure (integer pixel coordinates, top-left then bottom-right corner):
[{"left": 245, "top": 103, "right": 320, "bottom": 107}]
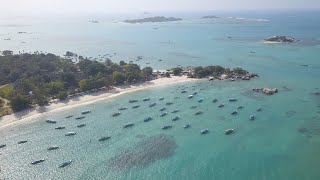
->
[
  {"left": 253, "top": 88, "right": 278, "bottom": 95},
  {"left": 264, "top": 36, "right": 296, "bottom": 43},
  {"left": 124, "top": 16, "right": 182, "bottom": 24},
  {"left": 65, "top": 51, "right": 77, "bottom": 57}
]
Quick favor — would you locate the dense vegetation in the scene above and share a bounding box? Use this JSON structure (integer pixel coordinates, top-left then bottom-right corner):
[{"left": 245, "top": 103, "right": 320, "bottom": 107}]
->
[
  {"left": 172, "top": 67, "right": 183, "bottom": 76},
  {"left": 0, "top": 52, "right": 252, "bottom": 114},
  {"left": 0, "top": 53, "right": 153, "bottom": 112},
  {"left": 0, "top": 99, "right": 3, "bottom": 109}
]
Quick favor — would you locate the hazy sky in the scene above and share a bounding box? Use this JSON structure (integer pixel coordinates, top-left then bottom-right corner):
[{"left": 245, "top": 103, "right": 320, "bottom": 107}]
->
[{"left": 1, "top": 0, "right": 319, "bottom": 16}]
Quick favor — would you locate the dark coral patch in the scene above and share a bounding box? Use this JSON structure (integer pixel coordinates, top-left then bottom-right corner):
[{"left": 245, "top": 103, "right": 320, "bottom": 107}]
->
[
  {"left": 285, "top": 111, "right": 297, "bottom": 118},
  {"left": 108, "top": 134, "right": 177, "bottom": 170}
]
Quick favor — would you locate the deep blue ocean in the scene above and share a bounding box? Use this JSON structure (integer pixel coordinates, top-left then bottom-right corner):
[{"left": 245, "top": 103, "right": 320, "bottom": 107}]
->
[{"left": 0, "top": 10, "right": 320, "bottom": 179}]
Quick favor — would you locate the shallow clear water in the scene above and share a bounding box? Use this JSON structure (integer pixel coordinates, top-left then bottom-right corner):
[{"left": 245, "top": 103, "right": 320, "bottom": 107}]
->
[{"left": 0, "top": 11, "right": 320, "bottom": 180}]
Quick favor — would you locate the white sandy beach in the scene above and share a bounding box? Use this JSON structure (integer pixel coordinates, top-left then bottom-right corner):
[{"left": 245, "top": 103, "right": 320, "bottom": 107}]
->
[
  {"left": 263, "top": 41, "right": 283, "bottom": 44},
  {"left": 0, "top": 76, "right": 197, "bottom": 129}
]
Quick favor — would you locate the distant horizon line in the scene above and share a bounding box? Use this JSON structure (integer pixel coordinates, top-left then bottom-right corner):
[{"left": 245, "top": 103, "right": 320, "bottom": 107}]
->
[
  {"left": 3, "top": 8, "right": 320, "bottom": 13},
  {"left": 1, "top": 8, "right": 319, "bottom": 18}
]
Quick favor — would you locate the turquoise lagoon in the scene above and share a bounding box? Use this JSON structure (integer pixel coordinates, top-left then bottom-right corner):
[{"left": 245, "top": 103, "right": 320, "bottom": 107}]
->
[{"left": 0, "top": 11, "right": 320, "bottom": 179}]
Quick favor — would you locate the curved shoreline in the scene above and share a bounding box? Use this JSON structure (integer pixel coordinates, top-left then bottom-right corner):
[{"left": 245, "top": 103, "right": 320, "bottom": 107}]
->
[{"left": 0, "top": 76, "right": 197, "bottom": 129}]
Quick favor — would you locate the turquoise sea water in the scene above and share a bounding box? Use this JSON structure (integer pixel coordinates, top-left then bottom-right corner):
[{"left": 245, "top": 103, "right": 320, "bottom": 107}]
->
[{"left": 1, "top": 11, "right": 320, "bottom": 179}]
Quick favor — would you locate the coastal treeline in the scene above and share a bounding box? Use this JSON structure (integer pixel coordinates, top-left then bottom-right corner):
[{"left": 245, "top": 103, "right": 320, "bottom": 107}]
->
[
  {"left": 0, "top": 52, "right": 153, "bottom": 112},
  {"left": 188, "top": 66, "right": 248, "bottom": 78}
]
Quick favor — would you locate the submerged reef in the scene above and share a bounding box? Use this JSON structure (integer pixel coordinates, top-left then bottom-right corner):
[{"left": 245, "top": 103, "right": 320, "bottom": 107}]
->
[{"left": 108, "top": 134, "right": 177, "bottom": 170}]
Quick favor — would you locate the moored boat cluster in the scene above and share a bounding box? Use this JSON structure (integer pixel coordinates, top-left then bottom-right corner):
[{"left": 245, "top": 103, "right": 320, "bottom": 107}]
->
[{"left": 0, "top": 86, "right": 264, "bottom": 171}]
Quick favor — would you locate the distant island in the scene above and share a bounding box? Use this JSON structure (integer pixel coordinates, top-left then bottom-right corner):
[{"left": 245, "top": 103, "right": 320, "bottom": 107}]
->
[
  {"left": 264, "top": 36, "right": 296, "bottom": 43},
  {"left": 88, "top": 20, "right": 99, "bottom": 23},
  {"left": 123, "top": 16, "right": 182, "bottom": 24},
  {"left": 202, "top": 15, "right": 220, "bottom": 19}
]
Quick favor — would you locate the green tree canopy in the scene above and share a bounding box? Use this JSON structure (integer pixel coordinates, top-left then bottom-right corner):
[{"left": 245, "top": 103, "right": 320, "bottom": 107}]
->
[
  {"left": 141, "top": 67, "right": 153, "bottom": 79},
  {"left": 10, "top": 93, "right": 31, "bottom": 112},
  {"left": 61, "top": 72, "right": 77, "bottom": 87},
  {"left": 232, "top": 67, "right": 247, "bottom": 75},
  {"left": 112, "top": 71, "right": 126, "bottom": 85},
  {"left": 172, "top": 67, "right": 183, "bottom": 76}
]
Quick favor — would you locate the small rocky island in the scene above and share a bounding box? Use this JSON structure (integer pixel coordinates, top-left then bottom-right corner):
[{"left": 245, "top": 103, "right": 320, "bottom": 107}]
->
[
  {"left": 88, "top": 20, "right": 99, "bottom": 23},
  {"left": 124, "top": 16, "right": 182, "bottom": 24},
  {"left": 264, "top": 36, "right": 296, "bottom": 43},
  {"left": 202, "top": 15, "right": 220, "bottom": 19},
  {"left": 253, "top": 88, "right": 278, "bottom": 95}
]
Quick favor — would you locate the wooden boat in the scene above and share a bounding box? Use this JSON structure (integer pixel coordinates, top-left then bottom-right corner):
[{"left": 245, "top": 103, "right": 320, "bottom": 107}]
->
[
  {"left": 143, "top": 98, "right": 150, "bottom": 102},
  {"left": 160, "top": 112, "right": 168, "bottom": 117},
  {"left": 81, "top": 110, "right": 91, "bottom": 115},
  {"left": 144, "top": 117, "right": 153, "bottom": 122},
  {"left": 172, "top": 116, "right": 180, "bottom": 121},
  {"left": 228, "top": 98, "right": 238, "bottom": 102},
  {"left": 195, "top": 111, "right": 203, "bottom": 115},
  {"left": 171, "top": 109, "right": 180, "bottom": 113},
  {"left": 31, "top": 159, "right": 45, "bottom": 165},
  {"left": 149, "top": 103, "right": 156, "bottom": 107},
  {"left": 231, "top": 111, "right": 238, "bottom": 115},
  {"left": 77, "top": 124, "right": 86, "bottom": 128},
  {"left": 98, "top": 136, "right": 111, "bottom": 142},
  {"left": 59, "top": 160, "right": 72, "bottom": 168},
  {"left": 162, "top": 125, "right": 173, "bottom": 130},
  {"left": 183, "top": 123, "right": 191, "bottom": 129},
  {"left": 18, "top": 140, "right": 28, "bottom": 144},
  {"left": 225, "top": 129, "right": 235, "bottom": 135},
  {"left": 46, "top": 119, "right": 56, "bottom": 124},
  {"left": 75, "top": 116, "right": 85, "bottom": 120},
  {"left": 65, "top": 132, "right": 76, "bottom": 136},
  {"left": 200, "top": 129, "right": 209, "bottom": 134},
  {"left": 237, "top": 105, "right": 244, "bottom": 109},
  {"left": 160, "top": 107, "right": 167, "bottom": 111},
  {"left": 123, "top": 123, "right": 134, "bottom": 128},
  {"left": 47, "top": 146, "right": 59, "bottom": 151},
  {"left": 112, "top": 112, "right": 121, "bottom": 117},
  {"left": 118, "top": 107, "right": 128, "bottom": 111}
]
